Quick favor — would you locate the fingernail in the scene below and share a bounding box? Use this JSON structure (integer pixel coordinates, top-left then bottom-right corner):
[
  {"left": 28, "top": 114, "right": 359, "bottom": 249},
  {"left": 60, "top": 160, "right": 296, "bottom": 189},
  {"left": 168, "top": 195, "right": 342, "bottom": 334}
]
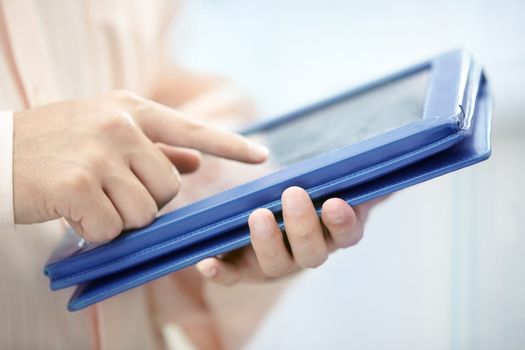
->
[
  {"left": 328, "top": 201, "right": 347, "bottom": 225},
  {"left": 330, "top": 205, "right": 347, "bottom": 225},
  {"left": 283, "top": 187, "right": 308, "bottom": 215},
  {"left": 248, "top": 141, "right": 269, "bottom": 160},
  {"left": 251, "top": 212, "right": 272, "bottom": 236}
]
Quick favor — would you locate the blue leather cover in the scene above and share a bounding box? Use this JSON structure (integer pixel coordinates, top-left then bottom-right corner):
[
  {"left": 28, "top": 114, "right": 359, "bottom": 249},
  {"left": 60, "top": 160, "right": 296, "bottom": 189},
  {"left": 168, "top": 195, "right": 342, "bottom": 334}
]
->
[{"left": 43, "top": 50, "right": 492, "bottom": 311}]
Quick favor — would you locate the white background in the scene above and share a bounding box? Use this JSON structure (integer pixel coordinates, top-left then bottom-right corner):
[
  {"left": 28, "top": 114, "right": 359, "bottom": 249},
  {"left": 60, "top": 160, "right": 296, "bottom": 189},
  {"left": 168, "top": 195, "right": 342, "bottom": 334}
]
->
[{"left": 167, "top": 1, "right": 525, "bottom": 349}]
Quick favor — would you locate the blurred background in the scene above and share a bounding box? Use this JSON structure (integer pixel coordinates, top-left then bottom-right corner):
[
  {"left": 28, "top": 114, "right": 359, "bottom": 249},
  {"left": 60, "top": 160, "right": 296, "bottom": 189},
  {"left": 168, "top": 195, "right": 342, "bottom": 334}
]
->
[{"left": 168, "top": 1, "right": 524, "bottom": 349}]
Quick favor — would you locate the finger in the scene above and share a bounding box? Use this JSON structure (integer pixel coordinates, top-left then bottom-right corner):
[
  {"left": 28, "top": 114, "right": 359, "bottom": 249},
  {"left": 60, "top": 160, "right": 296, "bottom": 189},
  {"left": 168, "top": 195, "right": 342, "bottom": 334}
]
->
[
  {"left": 65, "top": 219, "right": 86, "bottom": 241},
  {"left": 129, "top": 97, "right": 269, "bottom": 163},
  {"left": 321, "top": 198, "right": 363, "bottom": 249},
  {"left": 249, "top": 208, "right": 296, "bottom": 277},
  {"left": 64, "top": 188, "right": 123, "bottom": 243},
  {"left": 130, "top": 144, "right": 181, "bottom": 209},
  {"left": 196, "top": 246, "right": 269, "bottom": 285},
  {"left": 156, "top": 143, "right": 202, "bottom": 174},
  {"left": 102, "top": 169, "right": 159, "bottom": 230},
  {"left": 282, "top": 186, "right": 328, "bottom": 268},
  {"left": 196, "top": 257, "right": 243, "bottom": 286}
]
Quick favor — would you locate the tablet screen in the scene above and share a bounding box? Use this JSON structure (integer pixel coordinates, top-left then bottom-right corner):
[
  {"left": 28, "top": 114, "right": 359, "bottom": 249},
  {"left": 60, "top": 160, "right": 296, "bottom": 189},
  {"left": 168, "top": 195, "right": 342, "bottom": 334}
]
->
[
  {"left": 170, "top": 69, "right": 430, "bottom": 208},
  {"left": 248, "top": 69, "right": 430, "bottom": 167}
]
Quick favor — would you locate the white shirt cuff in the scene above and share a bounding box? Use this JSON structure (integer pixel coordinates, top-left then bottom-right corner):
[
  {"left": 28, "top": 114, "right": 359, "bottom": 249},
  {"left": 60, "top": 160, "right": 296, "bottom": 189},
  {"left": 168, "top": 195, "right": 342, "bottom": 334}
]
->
[{"left": 0, "top": 110, "right": 15, "bottom": 232}]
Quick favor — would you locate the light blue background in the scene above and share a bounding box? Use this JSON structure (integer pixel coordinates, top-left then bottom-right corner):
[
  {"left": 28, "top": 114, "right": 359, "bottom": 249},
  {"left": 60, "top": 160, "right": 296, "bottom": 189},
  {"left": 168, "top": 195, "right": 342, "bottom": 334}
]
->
[{"left": 167, "top": 1, "right": 525, "bottom": 349}]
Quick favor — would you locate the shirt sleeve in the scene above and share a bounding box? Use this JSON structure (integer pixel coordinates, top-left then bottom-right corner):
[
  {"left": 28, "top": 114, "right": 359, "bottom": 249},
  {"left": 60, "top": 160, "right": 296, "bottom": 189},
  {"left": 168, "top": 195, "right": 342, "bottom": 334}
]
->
[{"left": 0, "top": 110, "right": 15, "bottom": 232}]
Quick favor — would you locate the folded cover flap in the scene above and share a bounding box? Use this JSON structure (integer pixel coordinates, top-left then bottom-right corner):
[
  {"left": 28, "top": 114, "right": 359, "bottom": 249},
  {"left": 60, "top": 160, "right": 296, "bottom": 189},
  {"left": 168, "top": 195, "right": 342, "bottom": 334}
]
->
[
  {"left": 47, "top": 51, "right": 485, "bottom": 287},
  {"left": 47, "top": 124, "right": 464, "bottom": 290},
  {"left": 46, "top": 59, "right": 486, "bottom": 290}
]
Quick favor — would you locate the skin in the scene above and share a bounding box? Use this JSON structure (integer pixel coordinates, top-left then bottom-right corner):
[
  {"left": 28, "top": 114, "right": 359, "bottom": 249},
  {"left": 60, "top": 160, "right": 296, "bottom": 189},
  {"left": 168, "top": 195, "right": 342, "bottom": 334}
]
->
[
  {"left": 13, "top": 90, "right": 269, "bottom": 242},
  {"left": 12, "top": 65, "right": 381, "bottom": 349},
  {"left": 195, "top": 190, "right": 378, "bottom": 284},
  {"left": 153, "top": 65, "right": 378, "bottom": 285}
]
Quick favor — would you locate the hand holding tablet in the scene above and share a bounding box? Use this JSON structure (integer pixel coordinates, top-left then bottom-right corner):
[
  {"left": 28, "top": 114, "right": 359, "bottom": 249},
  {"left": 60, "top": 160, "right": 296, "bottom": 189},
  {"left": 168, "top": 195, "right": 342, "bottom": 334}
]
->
[{"left": 45, "top": 49, "right": 492, "bottom": 311}]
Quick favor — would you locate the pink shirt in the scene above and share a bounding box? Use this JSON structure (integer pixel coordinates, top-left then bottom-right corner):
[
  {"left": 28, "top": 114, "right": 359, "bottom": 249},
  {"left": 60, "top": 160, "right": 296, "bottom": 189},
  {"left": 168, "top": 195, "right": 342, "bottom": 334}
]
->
[
  {"left": 0, "top": 1, "right": 289, "bottom": 349},
  {"left": 0, "top": 1, "right": 173, "bottom": 348}
]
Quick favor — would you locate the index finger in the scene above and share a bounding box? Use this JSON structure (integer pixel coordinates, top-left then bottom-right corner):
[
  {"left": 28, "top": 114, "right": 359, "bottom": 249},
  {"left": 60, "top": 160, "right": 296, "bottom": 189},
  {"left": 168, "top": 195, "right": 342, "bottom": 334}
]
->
[{"left": 130, "top": 97, "right": 269, "bottom": 164}]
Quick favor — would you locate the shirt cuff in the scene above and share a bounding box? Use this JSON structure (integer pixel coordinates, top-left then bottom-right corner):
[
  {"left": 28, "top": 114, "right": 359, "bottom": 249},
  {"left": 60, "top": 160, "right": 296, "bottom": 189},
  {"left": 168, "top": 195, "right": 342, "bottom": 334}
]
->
[{"left": 0, "top": 110, "right": 15, "bottom": 232}]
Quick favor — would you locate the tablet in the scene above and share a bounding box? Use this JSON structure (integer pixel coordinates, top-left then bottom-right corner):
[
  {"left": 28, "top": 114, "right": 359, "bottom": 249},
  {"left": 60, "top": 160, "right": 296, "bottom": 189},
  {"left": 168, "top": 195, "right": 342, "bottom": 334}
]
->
[
  {"left": 247, "top": 68, "right": 429, "bottom": 166},
  {"left": 44, "top": 49, "right": 492, "bottom": 310}
]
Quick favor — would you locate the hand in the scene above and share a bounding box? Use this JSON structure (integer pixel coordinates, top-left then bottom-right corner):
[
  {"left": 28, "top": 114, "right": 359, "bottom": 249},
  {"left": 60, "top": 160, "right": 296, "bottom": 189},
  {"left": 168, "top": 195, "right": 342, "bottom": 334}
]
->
[
  {"left": 196, "top": 187, "right": 382, "bottom": 285},
  {"left": 13, "top": 90, "right": 269, "bottom": 242}
]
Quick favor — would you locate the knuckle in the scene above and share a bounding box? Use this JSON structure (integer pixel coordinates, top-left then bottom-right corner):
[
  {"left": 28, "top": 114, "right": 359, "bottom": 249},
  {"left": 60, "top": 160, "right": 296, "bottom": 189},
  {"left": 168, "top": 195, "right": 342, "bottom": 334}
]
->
[
  {"left": 112, "top": 89, "right": 138, "bottom": 101},
  {"left": 126, "top": 204, "right": 157, "bottom": 229},
  {"left": 100, "top": 111, "right": 129, "bottom": 133},
  {"left": 63, "top": 170, "right": 94, "bottom": 193},
  {"left": 210, "top": 142, "right": 231, "bottom": 157},
  {"left": 186, "top": 120, "right": 206, "bottom": 133},
  {"left": 98, "top": 111, "right": 136, "bottom": 136},
  {"left": 103, "top": 218, "right": 124, "bottom": 240},
  {"left": 263, "top": 264, "right": 290, "bottom": 278},
  {"left": 138, "top": 206, "right": 158, "bottom": 227},
  {"left": 87, "top": 151, "right": 111, "bottom": 171},
  {"left": 288, "top": 228, "right": 313, "bottom": 242}
]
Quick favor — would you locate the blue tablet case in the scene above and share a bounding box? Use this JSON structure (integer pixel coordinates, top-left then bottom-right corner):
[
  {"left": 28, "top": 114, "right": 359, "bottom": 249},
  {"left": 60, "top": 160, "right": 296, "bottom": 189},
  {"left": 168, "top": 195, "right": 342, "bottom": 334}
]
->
[{"left": 44, "top": 50, "right": 492, "bottom": 311}]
